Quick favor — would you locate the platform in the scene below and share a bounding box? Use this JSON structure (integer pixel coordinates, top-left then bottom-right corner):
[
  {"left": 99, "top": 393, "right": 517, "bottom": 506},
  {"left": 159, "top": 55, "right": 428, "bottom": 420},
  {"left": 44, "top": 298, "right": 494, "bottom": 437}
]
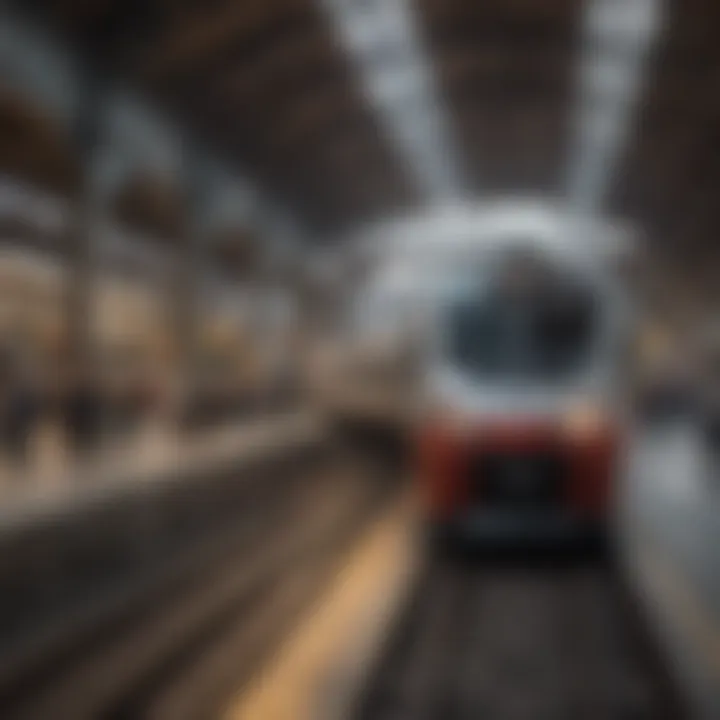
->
[
  {"left": 0, "top": 409, "right": 322, "bottom": 528},
  {"left": 625, "top": 422, "right": 720, "bottom": 717}
]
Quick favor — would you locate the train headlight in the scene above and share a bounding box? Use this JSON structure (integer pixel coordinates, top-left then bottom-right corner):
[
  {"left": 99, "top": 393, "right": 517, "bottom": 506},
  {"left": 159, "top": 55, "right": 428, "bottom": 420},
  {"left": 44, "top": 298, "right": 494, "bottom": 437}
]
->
[{"left": 562, "top": 401, "right": 608, "bottom": 443}]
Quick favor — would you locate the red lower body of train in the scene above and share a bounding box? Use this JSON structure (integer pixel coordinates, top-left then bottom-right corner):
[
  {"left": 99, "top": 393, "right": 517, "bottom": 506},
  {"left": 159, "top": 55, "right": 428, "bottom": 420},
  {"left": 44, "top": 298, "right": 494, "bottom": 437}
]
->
[{"left": 418, "top": 416, "right": 619, "bottom": 545}]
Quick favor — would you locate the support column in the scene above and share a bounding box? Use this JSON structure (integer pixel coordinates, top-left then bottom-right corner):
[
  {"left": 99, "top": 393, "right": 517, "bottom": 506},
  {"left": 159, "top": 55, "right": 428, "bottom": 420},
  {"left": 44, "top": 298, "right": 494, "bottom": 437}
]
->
[
  {"left": 61, "top": 65, "right": 107, "bottom": 455},
  {"left": 65, "top": 70, "right": 103, "bottom": 380},
  {"left": 170, "top": 141, "right": 207, "bottom": 426}
]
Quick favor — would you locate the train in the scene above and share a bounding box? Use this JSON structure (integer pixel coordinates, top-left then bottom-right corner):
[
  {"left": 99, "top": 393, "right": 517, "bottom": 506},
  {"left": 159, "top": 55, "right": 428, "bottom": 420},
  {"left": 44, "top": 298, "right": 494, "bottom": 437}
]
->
[{"left": 315, "top": 202, "right": 637, "bottom": 545}]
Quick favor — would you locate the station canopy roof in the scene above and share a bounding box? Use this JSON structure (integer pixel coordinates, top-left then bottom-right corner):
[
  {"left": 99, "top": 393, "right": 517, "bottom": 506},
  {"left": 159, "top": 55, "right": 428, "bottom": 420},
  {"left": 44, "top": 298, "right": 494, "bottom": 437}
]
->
[{"left": 5, "top": 0, "right": 719, "bottom": 263}]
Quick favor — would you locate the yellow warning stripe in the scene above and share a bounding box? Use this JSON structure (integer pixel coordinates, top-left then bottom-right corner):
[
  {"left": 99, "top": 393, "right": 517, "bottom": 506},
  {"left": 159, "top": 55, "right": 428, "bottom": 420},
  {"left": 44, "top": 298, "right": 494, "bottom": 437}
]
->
[{"left": 223, "top": 497, "right": 418, "bottom": 720}]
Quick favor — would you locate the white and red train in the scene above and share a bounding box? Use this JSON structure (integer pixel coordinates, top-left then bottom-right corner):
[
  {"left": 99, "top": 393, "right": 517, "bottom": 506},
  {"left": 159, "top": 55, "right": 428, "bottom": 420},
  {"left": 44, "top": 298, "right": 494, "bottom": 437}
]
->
[{"left": 318, "top": 202, "right": 636, "bottom": 544}]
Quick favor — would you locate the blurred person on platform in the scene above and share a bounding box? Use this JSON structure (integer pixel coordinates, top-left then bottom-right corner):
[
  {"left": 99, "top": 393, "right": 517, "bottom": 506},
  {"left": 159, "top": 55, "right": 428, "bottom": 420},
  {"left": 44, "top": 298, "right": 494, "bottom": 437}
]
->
[
  {"left": 63, "top": 365, "right": 104, "bottom": 458},
  {"left": 637, "top": 323, "right": 697, "bottom": 420},
  {"left": 3, "top": 358, "right": 40, "bottom": 467}
]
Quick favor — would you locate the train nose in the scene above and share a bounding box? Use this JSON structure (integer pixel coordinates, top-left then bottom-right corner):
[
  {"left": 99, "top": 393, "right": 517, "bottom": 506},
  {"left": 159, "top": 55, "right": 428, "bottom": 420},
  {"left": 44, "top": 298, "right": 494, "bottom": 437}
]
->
[{"left": 418, "top": 416, "right": 619, "bottom": 524}]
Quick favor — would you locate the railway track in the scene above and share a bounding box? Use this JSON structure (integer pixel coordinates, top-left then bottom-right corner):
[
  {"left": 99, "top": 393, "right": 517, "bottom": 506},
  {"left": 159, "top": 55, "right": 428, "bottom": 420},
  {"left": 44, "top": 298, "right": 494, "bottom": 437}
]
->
[
  {"left": 0, "top": 442, "right": 397, "bottom": 720},
  {"left": 356, "top": 549, "right": 688, "bottom": 720}
]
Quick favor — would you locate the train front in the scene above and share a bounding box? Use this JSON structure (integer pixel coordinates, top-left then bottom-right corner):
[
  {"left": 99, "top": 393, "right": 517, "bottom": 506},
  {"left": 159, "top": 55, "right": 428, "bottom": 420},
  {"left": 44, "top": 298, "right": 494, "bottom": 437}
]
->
[{"left": 418, "top": 247, "right": 626, "bottom": 546}]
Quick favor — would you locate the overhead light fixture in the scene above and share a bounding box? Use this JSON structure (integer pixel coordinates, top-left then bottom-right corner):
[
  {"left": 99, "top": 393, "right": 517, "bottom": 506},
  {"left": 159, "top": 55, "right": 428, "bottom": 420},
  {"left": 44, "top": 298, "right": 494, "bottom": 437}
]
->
[
  {"left": 322, "top": 0, "right": 462, "bottom": 202},
  {"left": 567, "top": 0, "right": 664, "bottom": 212}
]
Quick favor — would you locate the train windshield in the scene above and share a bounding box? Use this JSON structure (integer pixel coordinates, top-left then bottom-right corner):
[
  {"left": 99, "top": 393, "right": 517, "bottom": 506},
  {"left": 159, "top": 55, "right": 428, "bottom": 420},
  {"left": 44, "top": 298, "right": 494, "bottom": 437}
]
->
[{"left": 447, "top": 278, "right": 599, "bottom": 383}]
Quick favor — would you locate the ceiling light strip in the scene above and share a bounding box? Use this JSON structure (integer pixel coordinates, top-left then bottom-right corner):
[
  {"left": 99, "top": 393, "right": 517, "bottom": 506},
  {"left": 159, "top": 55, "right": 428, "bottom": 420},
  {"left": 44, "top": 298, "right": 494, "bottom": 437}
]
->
[
  {"left": 567, "top": 0, "right": 664, "bottom": 212},
  {"left": 322, "top": 0, "right": 461, "bottom": 202}
]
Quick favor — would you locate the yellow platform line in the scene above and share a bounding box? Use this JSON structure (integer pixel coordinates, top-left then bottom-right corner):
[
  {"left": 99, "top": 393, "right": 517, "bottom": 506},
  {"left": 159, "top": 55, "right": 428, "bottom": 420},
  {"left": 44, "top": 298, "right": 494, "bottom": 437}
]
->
[{"left": 222, "top": 497, "right": 418, "bottom": 720}]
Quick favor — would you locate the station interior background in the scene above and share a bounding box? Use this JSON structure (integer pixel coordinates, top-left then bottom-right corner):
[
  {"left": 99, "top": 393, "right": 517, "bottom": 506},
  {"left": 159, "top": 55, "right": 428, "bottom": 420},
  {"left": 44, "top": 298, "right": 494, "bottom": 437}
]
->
[{"left": 0, "top": 0, "right": 719, "bottom": 718}]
